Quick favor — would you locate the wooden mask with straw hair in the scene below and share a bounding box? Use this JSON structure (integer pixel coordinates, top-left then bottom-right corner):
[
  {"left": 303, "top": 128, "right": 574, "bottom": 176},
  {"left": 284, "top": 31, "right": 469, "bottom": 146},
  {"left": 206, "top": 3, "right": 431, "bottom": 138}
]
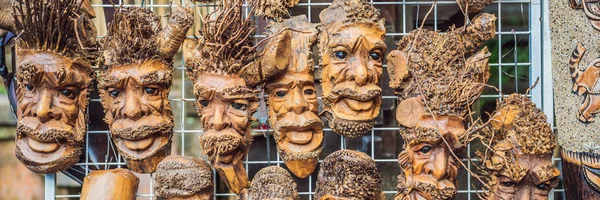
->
[
  {"left": 97, "top": 5, "right": 193, "bottom": 173},
  {"left": 12, "top": 0, "right": 98, "bottom": 174}
]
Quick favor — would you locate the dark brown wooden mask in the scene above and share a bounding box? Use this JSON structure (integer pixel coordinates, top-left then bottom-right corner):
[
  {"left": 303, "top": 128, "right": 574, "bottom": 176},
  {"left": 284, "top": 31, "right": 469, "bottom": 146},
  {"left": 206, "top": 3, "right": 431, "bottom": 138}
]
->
[
  {"left": 318, "top": 0, "right": 387, "bottom": 138},
  {"left": 263, "top": 15, "right": 323, "bottom": 179},
  {"left": 12, "top": 0, "right": 97, "bottom": 174},
  {"left": 154, "top": 155, "right": 214, "bottom": 200},
  {"left": 80, "top": 168, "right": 139, "bottom": 200},
  {"left": 97, "top": 7, "right": 192, "bottom": 173},
  {"left": 482, "top": 94, "right": 559, "bottom": 200}
]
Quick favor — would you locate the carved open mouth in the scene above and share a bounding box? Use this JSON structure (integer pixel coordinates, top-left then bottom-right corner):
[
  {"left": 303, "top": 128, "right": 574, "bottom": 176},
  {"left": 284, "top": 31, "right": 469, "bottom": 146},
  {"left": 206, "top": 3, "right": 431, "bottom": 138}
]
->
[
  {"left": 200, "top": 129, "right": 246, "bottom": 165},
  {"left": 277, "top": 119, "right": 322, "bottom": 145},
  {"left": 331, "top": 97, "right": 381, "bottom": 121},
  {"left": 114, "top": 132, "right": 170, "bottom": 160}
]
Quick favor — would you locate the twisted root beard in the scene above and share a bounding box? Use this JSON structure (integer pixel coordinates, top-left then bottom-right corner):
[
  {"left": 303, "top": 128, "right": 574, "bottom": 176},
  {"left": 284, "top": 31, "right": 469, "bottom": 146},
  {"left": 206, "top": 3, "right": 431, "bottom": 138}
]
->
[{"left": 199, "top": 130, "right": 251, "bottom": 165}]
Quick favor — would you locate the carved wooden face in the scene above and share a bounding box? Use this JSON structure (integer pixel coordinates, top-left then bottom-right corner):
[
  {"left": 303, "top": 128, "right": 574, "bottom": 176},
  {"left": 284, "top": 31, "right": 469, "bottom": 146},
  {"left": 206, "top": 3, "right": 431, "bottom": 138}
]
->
[
  {"left": 194, "top": 73, "right": 256, "bottom": 167},
  {"left": 14, "top": 50, "right": 91, "bottom": 173},
  {"left": 487, "top": 148, "right": 559, "bottom": 200},
  {"left": 321, "top": 24, "right": 386, "bottom": 138},
  {"left": 266, "top": 69, "right": 323, "bottom": 178},
  {"left": 97, "top": 60, "right": 173, "bottom": 173}
]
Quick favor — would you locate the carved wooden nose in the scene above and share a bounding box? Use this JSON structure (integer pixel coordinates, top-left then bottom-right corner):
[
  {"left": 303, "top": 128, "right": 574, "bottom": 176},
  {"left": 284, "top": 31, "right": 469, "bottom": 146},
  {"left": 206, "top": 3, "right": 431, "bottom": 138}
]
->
[
  {"left": 35, "top": 92, "right": 57, "bottom": 123},
  {"left": 211, "top": 106, "right": 229, "bottom": 131},
  {"left": 290, "top": 89, "right": 308, "bottom": 114},
  {"left": 124, "top": 94, "right": 142, "bottom": 121}
]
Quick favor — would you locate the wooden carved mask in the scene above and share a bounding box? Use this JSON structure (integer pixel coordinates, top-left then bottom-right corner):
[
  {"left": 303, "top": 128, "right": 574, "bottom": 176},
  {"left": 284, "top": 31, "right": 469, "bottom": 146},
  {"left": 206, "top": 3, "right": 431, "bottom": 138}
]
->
[
  {"left": 98, "top": 7, "right": 192, "bottom": 173},
  {"left": 479, "top": 94, "right": 559, "bottom": 200},
  {"left": 263, "top": 15, "right": 323, "bottom": 178},
  {"left": 314, "top": 150, "right": 384, "bottom": 200},
  {"left": 12, "top": 0, "right": 98, "bottom": 173},
  {"left": 318, "top": 0, "right": 387, "bottom": 138},
  {"left": 154, "top": 155, "right": 214, "bottom": 200},
  {"left": 387, "top": 14, "right": 496, "bottom": 200},
  {"left": 239, "top": 166, "right": 300, "bottom": 200}
]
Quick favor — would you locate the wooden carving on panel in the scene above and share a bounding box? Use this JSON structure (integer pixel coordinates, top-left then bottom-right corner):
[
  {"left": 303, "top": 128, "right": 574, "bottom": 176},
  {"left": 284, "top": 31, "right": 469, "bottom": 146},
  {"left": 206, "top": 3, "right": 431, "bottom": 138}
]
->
[
  {"left": 97, "top": 6, "right": 193, "bottom": 173},
  {"left": 314, "top": 150, "right": 384, "bottom": 200},
  {"left": 239, "top": 166, "right": 300, "bottom": 200},
  {"left": 263, "top": 15, "right": 323, "bottom": 179},
  {"left": 154, "top": 155, "right": 214, "bottom": 200},
  {"left": 477, "top": 94, "right": 560, "bottom": 200},
  {"left": 387, "top": 13, "right": 496, "bottom": 200},
  {"left": 11, "top": 0, "right": 98, "bottom": 173},
  {"left": 318, "top": 0, "right": 387, "bottom": 138},
  {"left": 80, "top": 168, "right": 139, "bottom": 200},
  {"left": 570, "top": 0, "right": 600, "bottom": 30},
  {"left": 184, "top": 0, "right": 274, "bottom": 194},
  {"left": 568, "top": 42, "right": 600, "bottom": 122}
]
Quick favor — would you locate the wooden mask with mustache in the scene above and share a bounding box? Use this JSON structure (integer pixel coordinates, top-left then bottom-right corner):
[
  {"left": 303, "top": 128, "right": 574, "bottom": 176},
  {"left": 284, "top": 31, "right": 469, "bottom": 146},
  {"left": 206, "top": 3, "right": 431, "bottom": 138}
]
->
[
  {"left": 97, "top": 6, "right": 193, "bottom": 173},
  {"left": 387, "top": 13, "right": 496, "bottom": 200},
  {"left": 12, "top": 0, "right": 98, "bottom": 173},
  {"left": 318, "top": 0, "right": 387, "bottom": 138}
]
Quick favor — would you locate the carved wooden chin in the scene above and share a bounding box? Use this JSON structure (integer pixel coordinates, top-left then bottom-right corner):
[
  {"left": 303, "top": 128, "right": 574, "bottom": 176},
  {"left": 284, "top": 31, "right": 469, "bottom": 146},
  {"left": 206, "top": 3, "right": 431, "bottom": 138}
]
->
[
  {"left": 154, "top": 155, "right": 214, "bottom": 200},
  {"left": 14, "top": 50, "right": 91, "bottom": 173},
  {"left": 80, "top": 168, "right": 139, "bottom": 200}
]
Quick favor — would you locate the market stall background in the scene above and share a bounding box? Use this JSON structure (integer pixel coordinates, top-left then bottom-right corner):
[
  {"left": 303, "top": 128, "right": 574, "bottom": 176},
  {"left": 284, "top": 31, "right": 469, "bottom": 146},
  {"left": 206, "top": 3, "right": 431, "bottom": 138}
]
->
[{"left": 0, "top": 0, "right": 557, "bottom": 199}]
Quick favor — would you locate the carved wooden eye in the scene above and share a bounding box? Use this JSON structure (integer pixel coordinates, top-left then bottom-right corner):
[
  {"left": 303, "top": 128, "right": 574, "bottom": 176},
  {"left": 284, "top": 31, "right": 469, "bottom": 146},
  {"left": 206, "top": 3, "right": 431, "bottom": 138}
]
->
[
  {"left": 535, "top": 183, "right": 549, "bottom": 190},
  {"left": 25, "top": 84, "right": 34, "bottom": 91},
  {"left": 501, "top": 182, "right": 516, "bottom": 187},
  {"left": 199, "top": 100, "right": 209, "bottom": 107},
  {"left": 144, "top": 87, "right": 158, "bottom": 95},
  {"left": 231, "top": 102, "right": 247, "bottom": 110},
  {"left": 418, "top": 146, "right": 431, "bottom": 154},
  {"left": 304, "top": 89, "right": 315, "bottom": 95},
  {"left": 109, "top": 90, "right": 120, "bottom": 98},
  {"left": 333, "top": 51, "right": 347, "bottom": 60},
  {"left": 370, "top": 52, "right": 382, "bottom": 61},
  {"left": 275, "top": 91, "right": 287, "bottom": 98},
  {"left": 59, "top": 89, "right": 76, "bottom": 99}
]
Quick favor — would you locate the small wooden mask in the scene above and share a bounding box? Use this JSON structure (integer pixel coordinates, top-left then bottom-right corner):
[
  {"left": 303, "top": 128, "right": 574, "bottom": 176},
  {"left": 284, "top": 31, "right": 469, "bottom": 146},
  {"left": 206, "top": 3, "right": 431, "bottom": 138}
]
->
[
  {"left": 263, "top": 15, "right": 323, "bottom": 179},
  {"left": 239, "top": 166, "right": 300, "bottom": 200},
  {"left": 80, "top": 168, "right": 139, "bottom": 200},
  {"left": 478, "top": 94, "right": 559, "bottom": 200},
  {"left": 388, "top": 14, "right": 496, "bottom": 200},
  {"left": 314, "top": 150, "right": 384, "bottom": 200},
  {"left": 154, "top": 155, "right": 214, "bottom": 200},
  {"left": 97, "top": 6, "right": 192, "bottom": 173},
  {"left": 12, "top": 0, "right": 98, "bottom": 173},
  {"left": 318, "top": 0, "right": 387, "bottom": 138}
]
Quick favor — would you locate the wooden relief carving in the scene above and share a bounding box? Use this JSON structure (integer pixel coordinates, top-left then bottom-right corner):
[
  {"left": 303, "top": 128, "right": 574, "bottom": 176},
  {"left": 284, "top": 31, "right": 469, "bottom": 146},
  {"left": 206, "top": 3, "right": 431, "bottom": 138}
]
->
[
  {"left": 154, "top": 155, "right": 214, "bottom": 200},
  {"left": 570, "top": 0, "right": 600, "bottom": 30},
  {"left": 80, "top": 168, "right": 139, "bottom": 200},
  {"left": 263, "top": 15, "right": 323, "bottom": 179},
  {"left": 11, "top": 0, "right": 98, "bottom": 173},
  {"left": 568, "top": 42, "right": 600, "bottom": 122},
  {"left": 477, "top": 94, "right": 559, "bottom": 200},
  {"left": 239, "top": 166, "right": 300, "bottom": 200},
  {"left": 387, "top": 13, "right": 496, "bottom": 200},
  {"left": 314, "top": 150, "right": 384, "bottom": 200},
  {"left": 183, "top": 0, "right": 266, "bottom": 194},
  {"left": 97, "top": 6, "right": 192, "bottom": 173},
  {"left": 318, "top": 0, "right": 387, "bottom": 138}
]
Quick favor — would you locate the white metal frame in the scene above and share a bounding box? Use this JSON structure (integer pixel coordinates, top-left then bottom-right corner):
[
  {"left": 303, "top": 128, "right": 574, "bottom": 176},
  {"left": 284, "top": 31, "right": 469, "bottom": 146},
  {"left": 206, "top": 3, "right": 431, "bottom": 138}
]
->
[{"left": 43, "top": 0, "right": 559, "bottom": 199}]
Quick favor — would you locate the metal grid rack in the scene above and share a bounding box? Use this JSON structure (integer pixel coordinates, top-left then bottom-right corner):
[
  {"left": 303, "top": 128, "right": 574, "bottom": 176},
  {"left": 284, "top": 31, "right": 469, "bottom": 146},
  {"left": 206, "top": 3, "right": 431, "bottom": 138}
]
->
[{"left": 43, "top": 0, "right": 560, "bottom": 199}]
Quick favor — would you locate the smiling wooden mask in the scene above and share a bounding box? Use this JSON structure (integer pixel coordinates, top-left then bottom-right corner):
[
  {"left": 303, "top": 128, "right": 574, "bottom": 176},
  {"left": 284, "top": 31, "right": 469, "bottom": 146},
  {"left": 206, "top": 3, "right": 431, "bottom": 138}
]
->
[
  {"left": 97, "top": 6, "right": 193, "bottom": 173},
  {"left": 478, "top": 94, "right": 559, "bottom": 200},
  {"left": 318, "top": 0, "right": 387, "bottom": 138},
  {"left": 12, "top": 0, "right": 98, "bottom": 173},
  {"left": 387, "top": 14, "right": 496, "bottom": 200}
]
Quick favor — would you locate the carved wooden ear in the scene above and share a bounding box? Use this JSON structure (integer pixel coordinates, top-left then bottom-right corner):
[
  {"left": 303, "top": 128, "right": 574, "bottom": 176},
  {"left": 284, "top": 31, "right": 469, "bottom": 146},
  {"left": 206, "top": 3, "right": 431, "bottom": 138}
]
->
[
  {"left": 241, "top": 30, "right": 292, "bottom": 86},
  {"left": 396, "top": 96, "right": 424, "bottom": 128},
  {"left": 386, "top": 50, "right": 409, "bottom": 89},
  {"left": 79, "top": 0, "right": 96, "bottom": 18},
  {"left": 160, "top": 6, "right": 194, "bottom": 58}
]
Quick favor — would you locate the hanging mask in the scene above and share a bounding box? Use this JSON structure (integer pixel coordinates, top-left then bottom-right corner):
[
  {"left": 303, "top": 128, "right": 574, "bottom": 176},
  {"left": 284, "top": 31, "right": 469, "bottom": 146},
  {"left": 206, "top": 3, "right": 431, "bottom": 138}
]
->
[
  {"left": 154, "top": 155, "right": 214, "bottom": 200},
  {"left": 80, "top": 168, "right": 139, "bottom": 200}
]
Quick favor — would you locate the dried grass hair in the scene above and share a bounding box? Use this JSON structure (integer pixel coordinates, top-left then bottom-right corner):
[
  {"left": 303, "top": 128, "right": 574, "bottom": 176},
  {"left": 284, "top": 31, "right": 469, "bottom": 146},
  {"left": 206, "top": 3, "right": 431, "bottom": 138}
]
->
[
  {"left": 389, "top": 13, "right": 496, "bottom": 117},
  {"left": 13, "top": 0, "right": 98, "bottom": 63},
  {"left": 184, "top": 0, "right": 256, "bottom": 79},
  {"left": 99, "top": 7, "right": 168, "bottom": 69}
]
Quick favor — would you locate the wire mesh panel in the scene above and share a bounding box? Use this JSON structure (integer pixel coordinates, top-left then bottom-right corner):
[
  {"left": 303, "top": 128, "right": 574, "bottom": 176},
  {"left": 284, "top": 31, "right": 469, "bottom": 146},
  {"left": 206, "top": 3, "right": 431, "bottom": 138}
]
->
[{"left": 44, "top": 0, "right": 561, "bottom": 199}]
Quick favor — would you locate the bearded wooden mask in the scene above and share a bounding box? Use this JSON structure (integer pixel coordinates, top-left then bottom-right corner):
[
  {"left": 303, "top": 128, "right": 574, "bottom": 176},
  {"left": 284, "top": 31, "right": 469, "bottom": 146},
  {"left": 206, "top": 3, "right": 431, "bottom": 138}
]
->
[
  {"left": 318, "top": 0, "right": 387, "bottom": 138},
  {"left": 80, "top": 168, "right": 139, "bottom": 200},
  {"left": 387, "top": 14, "right": 496, "bottom": 200},
  {"left": 97, "top": 7, "right": 193, "bottom": 173},
  {"left": 239, "top": 166, "right": 300, "bottom": 200},
  {"left": 314, "top": 150, "right": 384, "bottom": 200},
  {"left": 478, "top": 94, "right": 559, "bottom": 200},
  {"left": 154, "top": 155, "right": 214, "bottom": 200},
  {"left": 12, "top": 0, "right": 98, "bottom": 174},
  {"left": 262, "top": 15, "right": 323, "bottom": 179}
]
